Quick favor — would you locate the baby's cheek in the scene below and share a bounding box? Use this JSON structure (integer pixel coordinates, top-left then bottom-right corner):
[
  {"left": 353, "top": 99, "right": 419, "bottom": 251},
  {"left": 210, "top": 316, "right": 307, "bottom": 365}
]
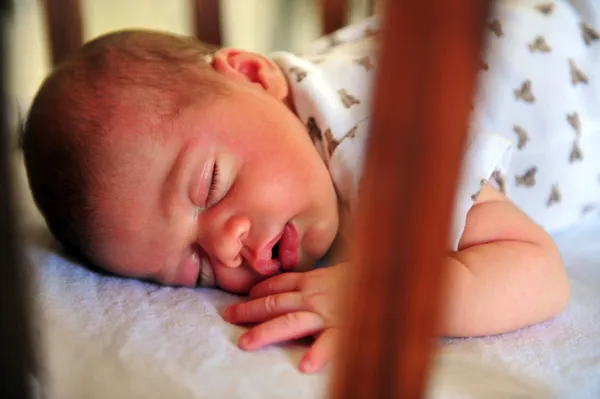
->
[{"left": 175, "top": 259, "right": 201, "bottom": 288}]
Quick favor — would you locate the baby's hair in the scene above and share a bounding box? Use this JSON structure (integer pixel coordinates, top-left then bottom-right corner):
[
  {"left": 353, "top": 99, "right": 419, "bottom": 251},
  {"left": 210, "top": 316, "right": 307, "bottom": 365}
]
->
[{"left": 21, "top": 30, "right": 224, "bottom": 266}]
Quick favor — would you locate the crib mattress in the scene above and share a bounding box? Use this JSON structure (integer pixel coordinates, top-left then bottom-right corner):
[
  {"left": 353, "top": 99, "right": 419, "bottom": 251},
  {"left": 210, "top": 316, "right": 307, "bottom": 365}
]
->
[{"left": 23, "top": 203, "right": 599, "bottom": 399}]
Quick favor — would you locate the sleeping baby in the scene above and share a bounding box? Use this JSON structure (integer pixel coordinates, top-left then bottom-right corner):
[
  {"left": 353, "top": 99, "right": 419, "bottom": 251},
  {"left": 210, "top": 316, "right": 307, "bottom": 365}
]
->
[{"left": 22, "top": 1, "right": 597, "bottom": 374}]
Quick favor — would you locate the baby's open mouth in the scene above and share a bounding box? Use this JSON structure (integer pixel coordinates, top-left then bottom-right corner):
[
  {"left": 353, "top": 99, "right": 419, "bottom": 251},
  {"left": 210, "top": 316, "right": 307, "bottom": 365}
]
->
[
  {"left": 272, "top": 241, "right": 280, "bottom": 260},
  {"left": 253, "top": 223, "right": 299, "bottom": 276}
]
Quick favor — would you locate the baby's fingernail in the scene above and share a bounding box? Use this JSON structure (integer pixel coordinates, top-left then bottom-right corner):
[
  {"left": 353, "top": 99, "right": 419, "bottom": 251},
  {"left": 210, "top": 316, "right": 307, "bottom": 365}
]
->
[
  {"left": 222, "top": 308, "right": 231, "bottom": 320},
  {"left": 239, "top": 333, "right": 252, "bottom": 348},
  {"left": 300, "top": 358, "right": 313, "bottom": 373}
]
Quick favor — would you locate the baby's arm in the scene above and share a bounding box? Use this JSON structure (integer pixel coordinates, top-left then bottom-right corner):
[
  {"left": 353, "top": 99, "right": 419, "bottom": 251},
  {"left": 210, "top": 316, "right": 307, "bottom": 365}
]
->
[
  {"left": 439, "top": 183, "right": 570, "bottom": 337},
  {"left": 223, "top": 184, "right": 570, "bottom": 372}
]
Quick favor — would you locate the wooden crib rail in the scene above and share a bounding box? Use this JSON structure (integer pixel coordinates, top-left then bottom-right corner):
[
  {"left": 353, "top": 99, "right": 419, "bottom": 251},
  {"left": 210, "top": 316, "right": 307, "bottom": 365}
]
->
[
  {"left": 42, "top": 0, "right": 360, "bottom": 67},
  {"left": 320, "top": 0, "right": 349, "bottom": 35},
  {"left": 42, "top": 0, "right": 83, "bottom": 66},
  {"left": 329, "top": 0, "right": 491, "bottom": 397},
  {"left": 42, "top": 0, "right": 224, "bottom": 66},
  {"left": 0, "top": 17, "right": 37, "bottom": 398},
  {"left": 192, "top": 0, "right": 222, "bottom": 46}
]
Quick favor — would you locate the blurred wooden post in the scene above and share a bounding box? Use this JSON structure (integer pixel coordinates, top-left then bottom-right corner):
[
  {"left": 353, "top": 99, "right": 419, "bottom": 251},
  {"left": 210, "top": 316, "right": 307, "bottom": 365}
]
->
[
  {"left": 330, "top": 0, "right": 490, "bottom": 398},
  {"left": 42, "top": 0, "right": 83, "bottom": 66},
  {"left": 0, "top": 8, "right": 38, "bottom": 397},
  {"left": 321, "top": 0, "right": 349, "bottom": 35},
  {"left": 192, "top": 0, "right": 222, "bottom": 46},
  {"left": 367, "top": 0, "right": 377, "bottom": 16}
]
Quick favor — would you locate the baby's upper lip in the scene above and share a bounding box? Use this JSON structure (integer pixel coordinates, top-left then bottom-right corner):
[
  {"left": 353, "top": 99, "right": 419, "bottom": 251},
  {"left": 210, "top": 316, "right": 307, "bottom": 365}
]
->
[
  {"left": 244, "top": 230, "right": 284, "bottom": 276},
  {"left": 248, "top": 223, "right": 299, "bottom": 274},
  {"left": 259, "top": 231, "right": 284, "bottom": 260}
]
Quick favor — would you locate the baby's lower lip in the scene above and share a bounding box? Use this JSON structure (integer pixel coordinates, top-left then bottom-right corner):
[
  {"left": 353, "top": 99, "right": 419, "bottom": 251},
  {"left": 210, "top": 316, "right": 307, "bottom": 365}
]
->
[
  {"left": 253, "top": 259, "right": 281, "bottom": 276},
  {"left": 279, "top": 223, "right": 300, "bottom": 270}
]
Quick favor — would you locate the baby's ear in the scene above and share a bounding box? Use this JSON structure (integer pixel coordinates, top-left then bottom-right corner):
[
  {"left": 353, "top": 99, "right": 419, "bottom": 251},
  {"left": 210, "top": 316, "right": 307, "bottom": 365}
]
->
[{"left": 211, "top": 48, "right": 288, "bottom": 100}]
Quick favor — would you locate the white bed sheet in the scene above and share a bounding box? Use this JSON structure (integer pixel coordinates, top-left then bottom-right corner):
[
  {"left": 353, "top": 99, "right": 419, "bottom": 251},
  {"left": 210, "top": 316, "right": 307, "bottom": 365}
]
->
[{"left": 24, "top": 202, "right": 600, "bottom": 399}]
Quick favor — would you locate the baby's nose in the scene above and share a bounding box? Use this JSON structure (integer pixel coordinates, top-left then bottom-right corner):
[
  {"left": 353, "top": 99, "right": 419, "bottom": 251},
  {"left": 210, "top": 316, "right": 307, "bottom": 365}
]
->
[{"left": 215, "top": 215, "right": 250, "bottom": 268}]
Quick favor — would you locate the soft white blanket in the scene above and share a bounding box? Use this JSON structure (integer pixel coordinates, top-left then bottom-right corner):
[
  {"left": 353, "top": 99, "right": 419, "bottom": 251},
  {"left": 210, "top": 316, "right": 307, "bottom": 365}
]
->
[{"left": 23, "top": 199, "right": 600, "bottom": 398}]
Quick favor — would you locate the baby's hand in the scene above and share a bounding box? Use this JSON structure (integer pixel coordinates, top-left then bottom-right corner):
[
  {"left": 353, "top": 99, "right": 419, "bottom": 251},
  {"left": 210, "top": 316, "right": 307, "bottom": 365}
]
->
[{"left": 223, "top": 264, "right": 345, "bottom": 373}]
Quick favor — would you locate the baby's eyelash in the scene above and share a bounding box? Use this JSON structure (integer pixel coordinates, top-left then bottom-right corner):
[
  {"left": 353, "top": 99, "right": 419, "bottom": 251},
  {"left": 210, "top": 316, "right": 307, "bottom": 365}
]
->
[{"left": 206, "top": 163, "right": 220, "bottom": 206}]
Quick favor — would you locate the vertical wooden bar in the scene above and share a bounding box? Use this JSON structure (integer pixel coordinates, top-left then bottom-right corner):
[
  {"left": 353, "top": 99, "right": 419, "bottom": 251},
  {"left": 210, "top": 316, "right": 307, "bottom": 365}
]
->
[
  {"left": 192, "top": 0, "right": 222, "bottom": 46},
  {"left": 330, "top": 0, "right": 490, "bottom": 398},
  {"left": 0, "top": 12, "right": 37, "bottom": 398},
  {"left": 42, "top": 0, "right": 83, "bottom": 66},
  {"left": 367, "top": 0, "right": 377, "bottom": 16},
  {"left": 321, "top": 0, "right": 349, "bottom": 35}
]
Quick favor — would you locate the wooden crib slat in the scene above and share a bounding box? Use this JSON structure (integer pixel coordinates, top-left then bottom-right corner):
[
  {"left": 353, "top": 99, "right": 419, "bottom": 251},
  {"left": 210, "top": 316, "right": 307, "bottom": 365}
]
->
[
  {"left": 321, "top": 0, "right": 349, "bottom": 35},
  {"left": 330, "top": 0, "right": 490, "bottom": 397},
  {"left": 367, "top": 0, "right": 377, "bottom": 16},
  {"left": 42, "top": 0, "right": 83, "bottom": 66},
  {"left": 192, "top": 0, "right": 222, "bottom": 46},
  {"left": 0, "top": 25, "right": 38, "bottom": 398}
]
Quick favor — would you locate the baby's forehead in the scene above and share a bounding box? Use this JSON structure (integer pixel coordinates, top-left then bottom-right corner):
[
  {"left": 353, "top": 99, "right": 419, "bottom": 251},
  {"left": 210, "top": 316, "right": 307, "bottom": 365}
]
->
[{"left": 91, "top": 82, "right": 228, "bottom": 193}]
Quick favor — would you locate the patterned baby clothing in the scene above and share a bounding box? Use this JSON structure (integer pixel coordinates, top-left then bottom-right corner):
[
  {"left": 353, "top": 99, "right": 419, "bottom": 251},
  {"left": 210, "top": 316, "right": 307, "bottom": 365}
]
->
[
  {"left": 270, "top": 17, "right": 512, "bottom": 251},
  {"left": 273, "top": 0, "right": 600, "bottom": 242},
  {"left": 471, "top": 0, "right": 600, "bottom": 233}
]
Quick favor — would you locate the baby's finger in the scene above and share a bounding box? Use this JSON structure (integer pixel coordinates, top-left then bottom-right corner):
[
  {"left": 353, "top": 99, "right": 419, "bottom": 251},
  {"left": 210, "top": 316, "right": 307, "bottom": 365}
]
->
[
  {"left": 224, "top": 292, "right": 305, "bottom": 324},
  {"left": 239, "top": 311, "right": 324, "bottom": 351},
  {"left": 249, "top": 273, "right": 302, "bottom": 299},
  {"left": 299, "top": 328, "right": 338, "bottom": 373}
]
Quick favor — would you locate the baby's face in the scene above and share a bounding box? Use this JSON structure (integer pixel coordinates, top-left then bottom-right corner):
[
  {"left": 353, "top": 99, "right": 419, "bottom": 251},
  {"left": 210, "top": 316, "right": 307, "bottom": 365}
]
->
[{"left": 94, "top": 81, "right": 339, "bottom": 294}]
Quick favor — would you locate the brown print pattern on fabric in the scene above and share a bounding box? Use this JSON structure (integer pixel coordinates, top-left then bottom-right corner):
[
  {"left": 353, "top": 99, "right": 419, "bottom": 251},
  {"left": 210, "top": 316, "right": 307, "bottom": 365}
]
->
[
  {"left": 581, "top": 22, "right": 599, "bottom": 46},
  {"left": 289, "top": 66, "right": 308, "bottom": 83},
  {"left": 487, "top": 19, "right": 504, "bottom": 38},
  {"left": 516, "top": 167, "right": 537, "bottom": 187},
  {"left": 471, "top": 179, "right": 488, "bottom": 201},
  {"left": 547, "top": 184, "right": 561, "bottom": 207},
  {"left": 328, "top": 34, "right": 341, "bottom": 48},
  {"left": 324, "top": 128, "right": 339, "bottom": 157},
  {"left": 567, "top": 112, "right": 581, "bottom": 137},
  {"left": 569, "top": 140, "right": 583, "bottom": 163},
  {"left": 535, "top": 3, "right": 555, "bottom": 15},
  {"left": 354, "top": 56, "right": 375, "bottom": 71},
  {"left": 337, "top": 89, "right": 360, "bottom": 108},
  {"left": 513, "top": 126, "right": 529, "bottom": 150},
  {"left": 306, "top": 117, "right": 323, "bottom": 141},
  {"left": 344, "top": 124, "right": 358, "bottom": 140},
  {"left": 325, "top": 124, "right": 360, "bottom": 157},
  {"left": 514, "top": 80, "right": 536, "bottom": 103},
  {"left": 569, "top": 59, "right": 589, "bottom": 85},
  {"left": 582, "top": 203, "right": 598, "bottom": 215},
  {"left": 529, "top": 36, "right": 552, "bottom": 53},
  {"left": 313, "top": 36, "right": 339, "bottom": 56},
  {"left": 481, "top": 60, "right": 489, "bottom": 71},
  {"left": 491, "top": 170, "right": 507, "bottom": 195}
]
